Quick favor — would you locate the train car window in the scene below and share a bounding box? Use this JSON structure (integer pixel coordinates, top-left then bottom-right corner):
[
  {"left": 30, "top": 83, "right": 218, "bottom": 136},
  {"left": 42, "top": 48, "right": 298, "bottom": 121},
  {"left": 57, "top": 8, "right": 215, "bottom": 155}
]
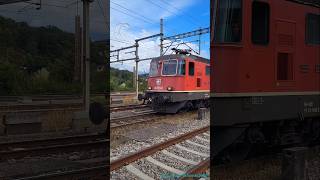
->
[
  {"left": 162, "top": 60, "right": 177, "bottom": 75},
  {"left": 306, "top": 14, "right": 320, "bottom": 45},
  {"left": 189, "top": 62, "right": 195, "bottom": 76},
  {"left": 214, "top": 0, "right": 242, "bottom": 43},
  {"left": 178, "top": 60, "right": 186, "bottom": 75},
  {"left": 277, "top": 53, "right": 293, "bottom": 80},
  {"left": 205, "top": 66, "right": 210, "bottom": 76},
  {"left": 252, "top": 2, "right": 270, "bottom": 45}
]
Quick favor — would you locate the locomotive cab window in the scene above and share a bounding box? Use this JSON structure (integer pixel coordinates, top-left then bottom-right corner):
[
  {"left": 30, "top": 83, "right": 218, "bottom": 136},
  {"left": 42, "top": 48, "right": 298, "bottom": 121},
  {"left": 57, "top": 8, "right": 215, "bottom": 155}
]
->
[
  {"left": 162, "top": 60, "right": 177, "bottom": 75},
  {"left": 214, "top": 0, "right": 242, "bottom": 43},
  {"left": 178, "top": 60, "right": 186, "bottom": 75},
  {"left": 149, "top": 60, "right": 160, "bottom": 77},
  {"left": 189, "top": 62, "right": 195, "bottom": 76},
  {"left": 205, "top": 66, "right": 210, "bottom": 76},
  {"left": 252, "top": 1, "right": 270, "bottom": 45},
  {"left": 306, "top": 14, "right": 320, "bottom": 45}
]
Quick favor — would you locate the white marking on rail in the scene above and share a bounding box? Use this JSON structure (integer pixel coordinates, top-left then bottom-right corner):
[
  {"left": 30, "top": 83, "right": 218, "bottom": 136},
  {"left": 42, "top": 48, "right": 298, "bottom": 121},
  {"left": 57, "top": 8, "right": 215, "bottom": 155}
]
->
[
  {"left": 145, "top": 156, "right": 185, "bottom": 175},
  {"left": 175, "top": 144, "right": 209, "bottom": 157},
  {"left": 186, "top": 140, "right": 210, "bottom": 150},
  {"left": 161, "top": 150, "right": 199, "bottom": 165},
  {"left": 195, "top": 136, "right": 210, "bottom": 143},
  {"left": 125, "top": 164, "right": 155, "bottom": 180}
]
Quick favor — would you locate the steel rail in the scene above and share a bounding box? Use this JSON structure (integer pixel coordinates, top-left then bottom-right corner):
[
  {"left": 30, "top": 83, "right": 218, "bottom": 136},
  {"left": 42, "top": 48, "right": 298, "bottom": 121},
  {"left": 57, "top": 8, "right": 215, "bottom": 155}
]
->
[
  {"left": 15, "top": 165, "right": 109, "bottom": 180},
  {"left": 0, "top": 133, "right": 106, "bottom": 151},
  {"left": 0, "top": 139, "right": 109, "bottom": 161},
  {"left": 110, "top": 104, "right": 148, "bottom": 112},
  {"left": 110, "top": 114, "right": 162, "bottom": 128},
  {"left": 110, "top": 110, "right": 156, "bottom": 121}
]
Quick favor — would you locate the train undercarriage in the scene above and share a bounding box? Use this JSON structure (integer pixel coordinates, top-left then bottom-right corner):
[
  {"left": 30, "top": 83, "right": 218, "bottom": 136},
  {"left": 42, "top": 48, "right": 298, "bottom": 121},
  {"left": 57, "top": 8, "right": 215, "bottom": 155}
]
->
[
  {"left": 139, "top": 91, "right": 210, "bottom": 113},
  {"left": 212, "top": 94, "right": 320, "bottom": 163}
]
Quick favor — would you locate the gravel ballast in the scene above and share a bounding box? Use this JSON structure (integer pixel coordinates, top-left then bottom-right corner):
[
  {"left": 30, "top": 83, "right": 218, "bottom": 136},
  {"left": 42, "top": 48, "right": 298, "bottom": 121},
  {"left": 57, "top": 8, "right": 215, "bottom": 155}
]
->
[
  {"left": 111, "top": 111, "right": 210, "bottom": 179},
  {"left": 111, "top": 112, "right": 209, "bottom": 160}
]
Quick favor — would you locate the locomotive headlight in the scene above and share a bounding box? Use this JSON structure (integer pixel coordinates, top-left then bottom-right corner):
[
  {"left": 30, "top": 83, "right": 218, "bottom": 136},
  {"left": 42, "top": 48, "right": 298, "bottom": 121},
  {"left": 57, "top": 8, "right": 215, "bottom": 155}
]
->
[
  {"left": 148, "top": 86, "right": 152, "bottom": 90},
  {"left": 167, "top": 86, "right": 173, "bottom": 91}
]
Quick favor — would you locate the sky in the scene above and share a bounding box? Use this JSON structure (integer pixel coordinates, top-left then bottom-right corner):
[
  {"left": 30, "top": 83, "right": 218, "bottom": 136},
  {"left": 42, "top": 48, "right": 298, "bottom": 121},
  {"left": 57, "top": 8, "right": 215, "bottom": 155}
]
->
[
  {"left": 0, "top": 0, "right": 210, "bottom": 74},
  {"left": 110, "top": 0, "right": 210, "bottom": 74},
  {"left": 0, "top": 0, "right": 107, "bottom": 41}
]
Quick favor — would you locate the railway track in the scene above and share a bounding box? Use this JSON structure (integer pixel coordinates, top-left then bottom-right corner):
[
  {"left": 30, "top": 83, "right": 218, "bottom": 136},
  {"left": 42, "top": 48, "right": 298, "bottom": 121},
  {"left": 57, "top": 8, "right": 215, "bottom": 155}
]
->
[
  {"left": 0, "top": 93, "right": 105, "bottom": 112},
  {"left": 110, "top": 109, "right": 200, "bottom": 129},
  {"left": 0, "top": 133, "right": 108, "bottom": 161},
  {"left": 110, "top": 113, "right": 159, "bottom": 128},
  {"left": 0, "top": 103, "right": 82, "bottom": 113},
  {"left": 0, "top": 93, "right": 106, "bottom": 102},
  {"left": 110, "top": 126, "right": 210, "bottom": 179},
  {"left": 13, "top": 165, "right": 108, "bottom": 180},
  {"left": 110, "top": 105, "right": 157, "bottom": 128},
  {"left": 110, "top": 104, "right": 148, "bottom": 112}
]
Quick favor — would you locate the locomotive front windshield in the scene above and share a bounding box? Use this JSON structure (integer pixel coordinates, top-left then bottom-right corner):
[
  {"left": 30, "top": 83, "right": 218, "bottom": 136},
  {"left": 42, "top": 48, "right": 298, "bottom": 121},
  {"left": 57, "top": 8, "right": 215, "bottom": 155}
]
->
[
  {"left": 149, "top": 60, "right": 160, "bottom": 77},
  {"left": 162, "top": 60, "right": 177, "bottom": 75},
  {"left": 214, "top": 0, "right": 242, "bottom": 43}
]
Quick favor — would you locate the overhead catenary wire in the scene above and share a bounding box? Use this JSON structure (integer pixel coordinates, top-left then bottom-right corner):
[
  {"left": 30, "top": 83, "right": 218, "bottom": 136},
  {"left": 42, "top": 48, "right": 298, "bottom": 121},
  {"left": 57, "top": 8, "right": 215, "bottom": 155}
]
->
[
  {"left": 159, "top": 0, "right": 205, "bottom": 27},
  {"left": 110, "top": 1, "right": 155, "bottom": 25},
  {"left": 110, "top": 1, "right": 180, "bottom": 35},
  {"left": 143, "top": 0, "right": 204, "bottom": 30},
  {"left": 110, "top": 6, "right": 156, "bottom": 26}
]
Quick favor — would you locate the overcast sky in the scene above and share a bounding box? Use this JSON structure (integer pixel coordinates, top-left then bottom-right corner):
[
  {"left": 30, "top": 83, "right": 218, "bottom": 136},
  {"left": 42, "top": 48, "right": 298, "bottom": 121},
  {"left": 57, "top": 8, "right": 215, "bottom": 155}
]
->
[
  {"left": 110, "top": 0, "right": 210, "bottom": 73},
  {"left": 0, "top": 0, "right": 107, "bottom": 41}
]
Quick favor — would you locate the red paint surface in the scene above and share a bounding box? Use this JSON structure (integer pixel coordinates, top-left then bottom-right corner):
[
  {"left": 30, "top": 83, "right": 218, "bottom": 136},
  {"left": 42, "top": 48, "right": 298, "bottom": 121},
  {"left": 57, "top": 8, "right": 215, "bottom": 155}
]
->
[{"left": 211, "top": 0, "right": 320, "bottom": 93}]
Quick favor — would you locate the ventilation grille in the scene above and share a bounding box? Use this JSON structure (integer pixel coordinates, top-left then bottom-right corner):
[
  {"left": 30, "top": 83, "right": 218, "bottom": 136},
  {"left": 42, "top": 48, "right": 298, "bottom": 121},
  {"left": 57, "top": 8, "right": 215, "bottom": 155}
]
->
[
  {"left": 278, "top": 34, "right": 294, "bottom": 46},
  {"left": 300, "top": 64, "right": 310, "bottom": 73}
]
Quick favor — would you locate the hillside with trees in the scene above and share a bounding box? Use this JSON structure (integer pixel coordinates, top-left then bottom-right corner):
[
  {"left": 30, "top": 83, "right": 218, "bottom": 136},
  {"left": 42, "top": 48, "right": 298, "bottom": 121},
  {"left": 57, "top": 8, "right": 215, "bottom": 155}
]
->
[
  {"left": 110, "top": 67, "right": 147, "bottom": 92},
  {"left": 0, "top": 15, "right": 107, "bottom": 95}
]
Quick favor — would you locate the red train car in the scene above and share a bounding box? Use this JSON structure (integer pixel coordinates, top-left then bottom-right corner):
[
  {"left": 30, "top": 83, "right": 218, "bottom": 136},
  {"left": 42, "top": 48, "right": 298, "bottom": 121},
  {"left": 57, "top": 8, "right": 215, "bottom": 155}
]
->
[
  {"left": 139, "top": 49, "right": 210, "bottom": 113},
  {"left": 211, "top": 0, "right": 320, "bottom": 159}
]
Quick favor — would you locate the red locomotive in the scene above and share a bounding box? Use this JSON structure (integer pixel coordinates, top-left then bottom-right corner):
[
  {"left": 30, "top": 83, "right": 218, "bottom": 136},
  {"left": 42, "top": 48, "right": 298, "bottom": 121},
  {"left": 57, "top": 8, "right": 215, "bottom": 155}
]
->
[
  {"left": 211, "top": 0, "right": 320, "bottom": 160},
  {"left": 139, "top": 49, "right": 210, "bottom": 113}
]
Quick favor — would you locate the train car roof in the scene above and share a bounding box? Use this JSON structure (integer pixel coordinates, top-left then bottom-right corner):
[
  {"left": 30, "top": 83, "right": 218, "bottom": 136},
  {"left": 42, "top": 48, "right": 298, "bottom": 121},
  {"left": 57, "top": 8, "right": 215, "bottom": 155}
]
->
[{"left": 151, "top": 54, "right": 210, "bottom": 64}]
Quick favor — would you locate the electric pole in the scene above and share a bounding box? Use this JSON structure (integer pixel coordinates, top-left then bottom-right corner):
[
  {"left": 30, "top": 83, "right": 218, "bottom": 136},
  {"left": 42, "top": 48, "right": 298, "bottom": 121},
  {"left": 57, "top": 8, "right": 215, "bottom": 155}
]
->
[
  {"left": 160, "top": 18, "right": 163, "bottom": 56},
  {"left": 82, "top": 0, "right": 93, "bottom": 112},
  {"left": 199, "top": 27, "right": 201, "bottom": 55},
  {"left": 135, "top": 41, "right": 139, "bottom": 98}
]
